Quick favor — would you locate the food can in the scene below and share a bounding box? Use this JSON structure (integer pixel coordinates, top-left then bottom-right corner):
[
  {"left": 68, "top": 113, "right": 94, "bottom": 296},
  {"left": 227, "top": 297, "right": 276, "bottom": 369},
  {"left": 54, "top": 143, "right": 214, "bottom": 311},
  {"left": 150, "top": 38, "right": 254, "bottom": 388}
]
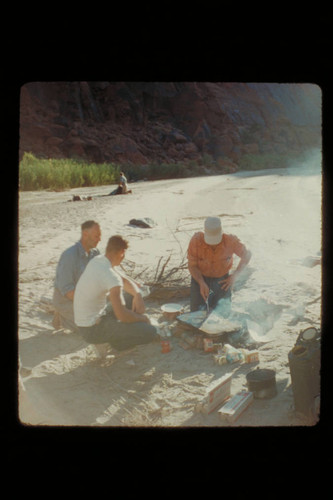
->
[
  {"left": 161, "top": 340, "right": 171, "bottom": 353},
  {"left": 244, "top": 350, "right": 259, "bottom": 363},
  {"left": 203, "top": 338, "right": 214, "bottom": 352}
]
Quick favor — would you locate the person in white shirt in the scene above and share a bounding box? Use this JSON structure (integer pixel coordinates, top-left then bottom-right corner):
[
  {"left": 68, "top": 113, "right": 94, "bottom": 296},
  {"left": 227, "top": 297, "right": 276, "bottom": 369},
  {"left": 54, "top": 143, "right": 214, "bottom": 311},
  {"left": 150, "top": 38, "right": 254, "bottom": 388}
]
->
[{"left": 74, "top": 235, "right": 157, "bottom": 350}]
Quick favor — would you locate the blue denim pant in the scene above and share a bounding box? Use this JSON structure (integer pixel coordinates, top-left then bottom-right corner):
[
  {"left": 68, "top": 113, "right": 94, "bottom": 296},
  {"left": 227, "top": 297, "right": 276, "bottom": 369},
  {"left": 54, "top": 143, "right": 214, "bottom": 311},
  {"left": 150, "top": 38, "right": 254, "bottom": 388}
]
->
[{"left": 190, "top": 274, "right": 232, "bottom": 314}]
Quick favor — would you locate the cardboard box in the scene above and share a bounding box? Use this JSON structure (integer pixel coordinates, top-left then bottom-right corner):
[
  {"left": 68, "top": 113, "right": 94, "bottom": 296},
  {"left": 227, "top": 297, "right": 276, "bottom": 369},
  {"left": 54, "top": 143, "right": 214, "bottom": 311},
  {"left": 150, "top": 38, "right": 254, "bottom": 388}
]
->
[
  {"left": 218, "top": 391, "right": 254, "bottom": 423},
  {"left": 195, "top": 373, "right": 232, "bottom": 414}
]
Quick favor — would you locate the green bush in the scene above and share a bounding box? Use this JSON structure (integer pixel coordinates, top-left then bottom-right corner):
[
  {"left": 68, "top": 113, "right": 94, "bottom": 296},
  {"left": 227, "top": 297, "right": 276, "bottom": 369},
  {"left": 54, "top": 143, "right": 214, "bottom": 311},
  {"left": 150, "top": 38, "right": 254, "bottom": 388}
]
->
[{"left": 19, "top": 153, "right": 120, "bottom": 191}]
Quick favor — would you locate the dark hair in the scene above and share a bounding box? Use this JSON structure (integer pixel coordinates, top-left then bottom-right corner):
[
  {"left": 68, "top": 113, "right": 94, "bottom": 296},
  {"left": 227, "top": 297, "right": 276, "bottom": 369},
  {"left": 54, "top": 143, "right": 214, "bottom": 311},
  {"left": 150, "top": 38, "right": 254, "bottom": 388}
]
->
[
  {"left": 81, "top": 220, "right": 99, "bottom": 231},
  {"left": 106, "top": 235, "right": 129, "bottom": 253}
]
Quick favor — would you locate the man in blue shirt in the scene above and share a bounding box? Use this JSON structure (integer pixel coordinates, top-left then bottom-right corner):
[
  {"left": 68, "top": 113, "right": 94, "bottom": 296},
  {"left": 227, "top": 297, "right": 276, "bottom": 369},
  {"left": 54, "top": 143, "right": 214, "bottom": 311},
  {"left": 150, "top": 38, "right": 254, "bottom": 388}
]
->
[{"left": 52, "top": 220, "right": 101, "bottom": 331}]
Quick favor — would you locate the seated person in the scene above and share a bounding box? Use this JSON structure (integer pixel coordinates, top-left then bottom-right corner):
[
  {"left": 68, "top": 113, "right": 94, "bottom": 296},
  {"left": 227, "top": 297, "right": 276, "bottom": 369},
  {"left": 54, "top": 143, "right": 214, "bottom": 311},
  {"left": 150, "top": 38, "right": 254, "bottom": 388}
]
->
[
  {"left": 187, "top": 216, "right": 251, "bottom": 314},
  {"left": 73, "top": 235, "right": 157, "bottom": 350},
  {"left": 52, "top": 220, "right": 101, "bottom": 331},
  {"left": 109, "top": 172, "right": 132, "bottom": 195},
  {"left": 119, "top": 172, "right": 128, "bottom": 193}
]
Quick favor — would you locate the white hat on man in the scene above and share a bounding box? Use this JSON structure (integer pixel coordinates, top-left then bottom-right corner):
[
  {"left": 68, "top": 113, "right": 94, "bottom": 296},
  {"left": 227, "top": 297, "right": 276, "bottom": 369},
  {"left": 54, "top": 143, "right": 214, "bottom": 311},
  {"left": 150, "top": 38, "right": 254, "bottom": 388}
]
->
[{"left": 204, "top": 217, "right": 223, "bottom": 245}]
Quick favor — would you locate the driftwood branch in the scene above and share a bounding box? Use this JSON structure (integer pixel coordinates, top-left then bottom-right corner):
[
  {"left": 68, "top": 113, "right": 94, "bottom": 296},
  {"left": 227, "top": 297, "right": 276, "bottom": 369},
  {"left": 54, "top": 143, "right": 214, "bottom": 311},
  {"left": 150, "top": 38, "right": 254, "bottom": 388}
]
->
[
  {"left": 157, "top": 254, "right": 171, "bottom": 282},
  {"left": 123, "top": 252, "right": 190, "bottom": 301},
  {"left": 153, "top": 256, "right": 163, "bottom": 283}
]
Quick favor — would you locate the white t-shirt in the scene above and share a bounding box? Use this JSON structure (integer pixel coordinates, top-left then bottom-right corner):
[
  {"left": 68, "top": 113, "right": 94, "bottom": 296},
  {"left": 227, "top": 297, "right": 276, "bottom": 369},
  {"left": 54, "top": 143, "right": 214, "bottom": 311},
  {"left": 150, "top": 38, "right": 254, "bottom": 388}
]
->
[{"left": 74, "top": 255, "right": 123, "bottom": 327}]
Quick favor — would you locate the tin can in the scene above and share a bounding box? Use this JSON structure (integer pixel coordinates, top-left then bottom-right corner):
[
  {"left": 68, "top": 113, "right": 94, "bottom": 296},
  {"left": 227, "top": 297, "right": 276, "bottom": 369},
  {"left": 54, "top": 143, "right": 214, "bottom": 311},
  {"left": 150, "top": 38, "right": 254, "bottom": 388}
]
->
[
  {"left": 203, "top": 338, "right": 214, "bottom": 352},
  {"left": 244, "top": 350, "right": 259, "bottom": 363},
  {"left": 161, "top": 340, "right": 171, "bottom": 353}
]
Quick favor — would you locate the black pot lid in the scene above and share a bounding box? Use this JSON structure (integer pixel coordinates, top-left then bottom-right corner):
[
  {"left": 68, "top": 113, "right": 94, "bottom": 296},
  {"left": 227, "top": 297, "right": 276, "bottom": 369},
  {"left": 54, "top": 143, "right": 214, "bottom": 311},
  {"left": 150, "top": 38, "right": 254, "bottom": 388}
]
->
[{"left": 246, "top": 368, "right": 276, "bottom": 381}]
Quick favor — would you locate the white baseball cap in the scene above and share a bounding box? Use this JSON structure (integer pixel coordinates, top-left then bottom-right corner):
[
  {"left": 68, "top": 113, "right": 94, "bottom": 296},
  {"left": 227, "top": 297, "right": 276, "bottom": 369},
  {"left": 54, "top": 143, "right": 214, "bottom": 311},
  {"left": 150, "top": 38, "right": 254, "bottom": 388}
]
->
[{"left": 204, "top": 217, "right": 223, "bottom": 245}]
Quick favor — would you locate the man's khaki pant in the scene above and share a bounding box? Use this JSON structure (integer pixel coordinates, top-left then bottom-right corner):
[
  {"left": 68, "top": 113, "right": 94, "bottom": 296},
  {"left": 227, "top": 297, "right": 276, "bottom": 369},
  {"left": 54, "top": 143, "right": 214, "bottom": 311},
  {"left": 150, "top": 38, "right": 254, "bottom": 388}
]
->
[{"left": 52, "top": 287, "right": 77, "bottom": 331}]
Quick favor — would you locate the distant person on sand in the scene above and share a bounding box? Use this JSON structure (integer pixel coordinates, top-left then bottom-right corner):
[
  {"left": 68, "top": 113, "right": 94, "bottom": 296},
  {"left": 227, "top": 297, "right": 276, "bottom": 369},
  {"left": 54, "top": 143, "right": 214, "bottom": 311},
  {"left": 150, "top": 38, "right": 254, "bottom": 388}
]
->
[
  {"left": 187, "top": 216, "right": 251, "bottom": 314},
  {"left": 73, "top": 235, "right": 157, "bottom": 350},
  {"left": 52, "top": 221, "right": 101, "bottom": 331},
  {"left": 119, "top": 171, "right": 128, "bottom": 193},
  {"left": 109, "top": 171, "right": 132, "bottom": 195}
]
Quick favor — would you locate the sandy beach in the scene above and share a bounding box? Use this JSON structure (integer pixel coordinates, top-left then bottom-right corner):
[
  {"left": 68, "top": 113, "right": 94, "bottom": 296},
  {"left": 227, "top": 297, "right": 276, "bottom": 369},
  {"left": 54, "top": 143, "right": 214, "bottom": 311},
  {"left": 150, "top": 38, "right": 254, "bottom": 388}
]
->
[{"left": 18, "top": 150, "right": 322, "bottom": 427}]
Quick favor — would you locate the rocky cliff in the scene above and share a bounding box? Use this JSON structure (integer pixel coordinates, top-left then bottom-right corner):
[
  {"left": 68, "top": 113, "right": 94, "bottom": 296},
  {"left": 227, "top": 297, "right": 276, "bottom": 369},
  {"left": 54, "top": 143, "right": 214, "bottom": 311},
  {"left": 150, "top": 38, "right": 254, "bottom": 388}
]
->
[{"left": 19, "top": 82, "right": 321, "bottom": 171}]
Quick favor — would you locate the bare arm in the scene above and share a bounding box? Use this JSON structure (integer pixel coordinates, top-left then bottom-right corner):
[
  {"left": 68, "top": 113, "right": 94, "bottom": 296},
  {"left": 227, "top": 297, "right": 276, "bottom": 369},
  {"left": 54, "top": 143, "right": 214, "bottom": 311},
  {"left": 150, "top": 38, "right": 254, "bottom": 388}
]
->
[
  {"left": 234, "top": 249, "right": 251, "bottom": 276},
  {"left": 219, "top": 249, "right": 252, "bottom": 291},
  {"left": 188, "top": 264, "right": 210, "bottom": 301},
  {"left": 109, "top": 287, "right": 149, "bottom": 323},
  {"left": 187, "top": 236, "right": 210, "bottom": 301},
  {"left": 65, "top": 289, "right": 75, "bottom": 301},
  {"left": 117, "top": 271, "right": 145, "bottom": 313}
]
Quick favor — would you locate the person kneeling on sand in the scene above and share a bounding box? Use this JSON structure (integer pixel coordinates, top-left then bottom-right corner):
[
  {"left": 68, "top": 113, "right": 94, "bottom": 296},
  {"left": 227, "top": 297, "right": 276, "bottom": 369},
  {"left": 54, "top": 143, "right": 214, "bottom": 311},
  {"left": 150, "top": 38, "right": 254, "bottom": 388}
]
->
[
  {"left": 73, "top": 235, "right": 157, "bottom": 350},
  {"left": 52, "top": 220, "right": 101, "bottom": 331},
  {"left": 187, "top": 216, "right": 251, "bottom": 314}
]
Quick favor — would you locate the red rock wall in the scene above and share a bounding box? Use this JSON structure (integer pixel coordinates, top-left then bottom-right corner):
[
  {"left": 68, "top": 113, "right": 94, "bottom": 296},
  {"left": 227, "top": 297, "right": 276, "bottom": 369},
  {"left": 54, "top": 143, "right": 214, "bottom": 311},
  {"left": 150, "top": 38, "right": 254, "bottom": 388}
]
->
[{"left": 19, "top": 82, "right": 321, "bottom": 168}]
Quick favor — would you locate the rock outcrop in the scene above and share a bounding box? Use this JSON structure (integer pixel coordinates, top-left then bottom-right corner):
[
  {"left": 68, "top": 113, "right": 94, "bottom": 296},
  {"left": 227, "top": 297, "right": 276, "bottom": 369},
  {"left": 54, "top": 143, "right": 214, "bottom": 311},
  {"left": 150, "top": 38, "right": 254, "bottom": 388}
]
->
[{"left": 19, "top": 82, "right": 321, "bottom": 170}]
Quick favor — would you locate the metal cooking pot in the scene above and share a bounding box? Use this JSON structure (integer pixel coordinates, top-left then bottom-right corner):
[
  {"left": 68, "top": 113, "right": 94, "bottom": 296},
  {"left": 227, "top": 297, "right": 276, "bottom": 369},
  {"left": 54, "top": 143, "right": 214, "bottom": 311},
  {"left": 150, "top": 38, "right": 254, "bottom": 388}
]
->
[{"left": 246, "top": 368, "right": 277, "bottom": 399}]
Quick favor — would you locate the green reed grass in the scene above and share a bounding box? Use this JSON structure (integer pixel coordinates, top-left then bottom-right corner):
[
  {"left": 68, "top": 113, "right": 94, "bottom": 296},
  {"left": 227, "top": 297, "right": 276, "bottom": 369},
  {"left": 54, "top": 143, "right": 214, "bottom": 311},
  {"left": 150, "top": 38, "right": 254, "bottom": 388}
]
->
[
  {"left": 19, "top": 153, "right": 120, "bottom": 191},
  {"left": 18, "top": 153, "right": 202, "bottom": 191}
]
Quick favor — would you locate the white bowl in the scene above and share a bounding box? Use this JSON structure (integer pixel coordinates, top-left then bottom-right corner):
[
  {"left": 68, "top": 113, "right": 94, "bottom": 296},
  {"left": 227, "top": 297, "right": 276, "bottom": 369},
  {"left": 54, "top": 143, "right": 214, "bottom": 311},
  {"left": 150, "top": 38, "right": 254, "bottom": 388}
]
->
[{"left": 161, "top": 303, "right": 183, "bottom": 319}]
